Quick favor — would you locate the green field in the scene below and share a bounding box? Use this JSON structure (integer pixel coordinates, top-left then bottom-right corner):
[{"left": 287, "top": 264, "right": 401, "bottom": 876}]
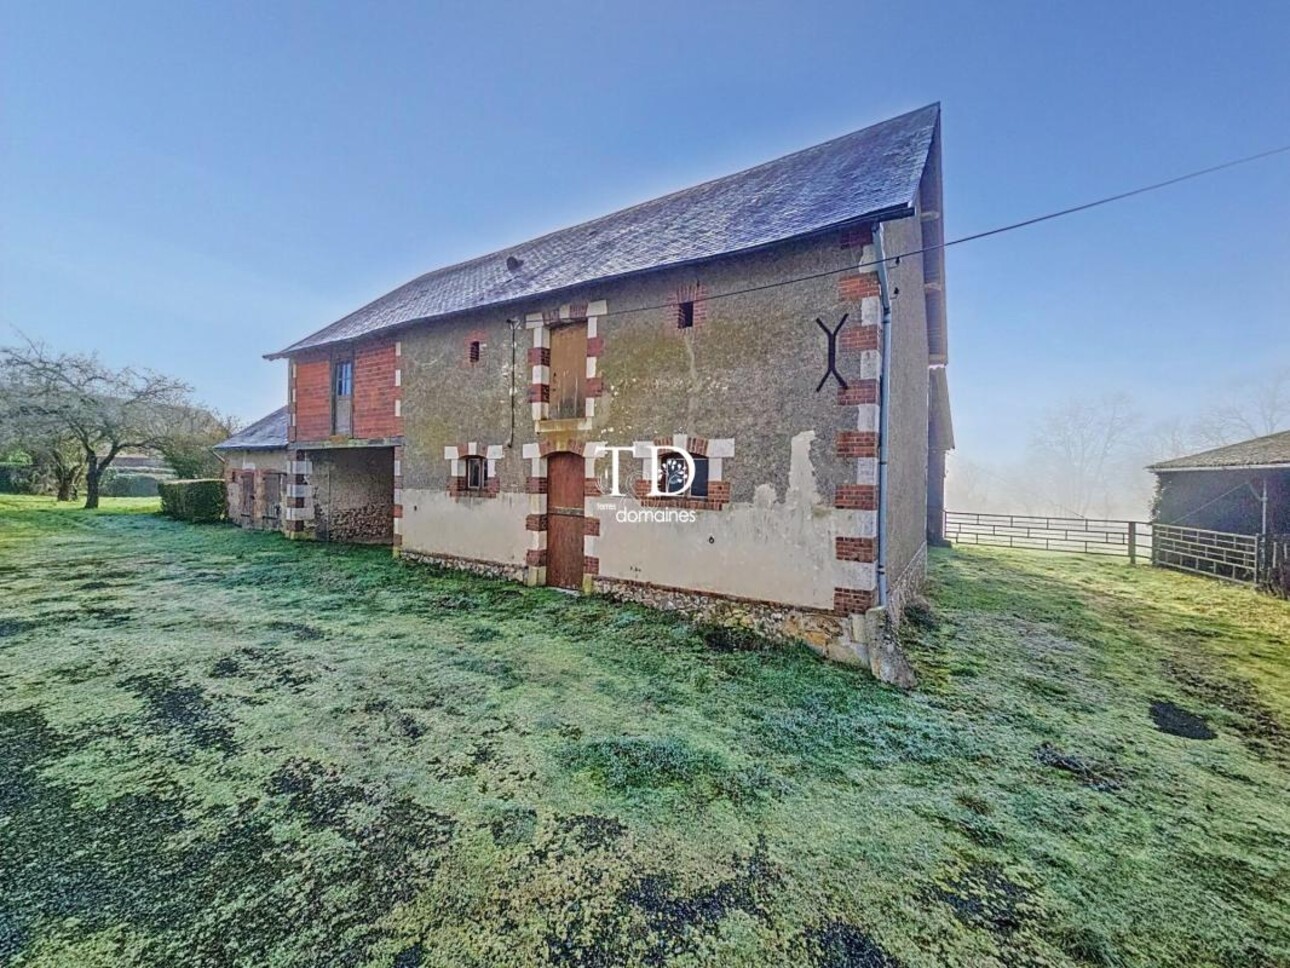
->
[{"left": 1, "top": 495, "right": 1287, "bottom": 967}]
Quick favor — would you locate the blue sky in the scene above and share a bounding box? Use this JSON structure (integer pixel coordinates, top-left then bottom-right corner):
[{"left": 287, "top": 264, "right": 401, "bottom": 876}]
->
[{"left": 3, "top": 1, "right": 1287, "bottom": 463}]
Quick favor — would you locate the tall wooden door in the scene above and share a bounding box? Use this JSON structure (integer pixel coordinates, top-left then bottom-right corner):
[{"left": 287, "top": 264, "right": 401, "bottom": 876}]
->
[
  {"left": 548, "top": 323, "right": 586, "bottom": 420},
  {"left": 546, "top": 452, "right": 585, "bottom": 590}
]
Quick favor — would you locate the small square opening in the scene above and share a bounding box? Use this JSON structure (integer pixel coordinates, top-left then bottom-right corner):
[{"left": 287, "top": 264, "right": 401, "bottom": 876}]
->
[{"left": 677, "top": 301, "right": 695, "bottom": 329}]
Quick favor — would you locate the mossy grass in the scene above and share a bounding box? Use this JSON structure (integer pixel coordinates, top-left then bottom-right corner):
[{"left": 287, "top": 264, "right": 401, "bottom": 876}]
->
[{"left": 0, "top": 494, "right": 1286, "bottom": 966}]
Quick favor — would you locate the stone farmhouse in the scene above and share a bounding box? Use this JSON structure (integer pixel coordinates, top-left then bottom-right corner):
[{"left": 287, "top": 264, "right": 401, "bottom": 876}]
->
[{"left": 216, "top": 104, "right": 953, "bottom": 674}]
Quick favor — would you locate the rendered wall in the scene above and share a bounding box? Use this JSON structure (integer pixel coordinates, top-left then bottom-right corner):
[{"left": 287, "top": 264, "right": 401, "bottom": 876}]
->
[{"left": 396, "top": 230, "right": 886, "bottom": 615}]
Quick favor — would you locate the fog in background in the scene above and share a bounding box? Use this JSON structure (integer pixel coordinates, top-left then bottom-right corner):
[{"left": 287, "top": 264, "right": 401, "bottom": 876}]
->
[{"left": 946, "top": 367, "right": 1289, "bottom": 522}]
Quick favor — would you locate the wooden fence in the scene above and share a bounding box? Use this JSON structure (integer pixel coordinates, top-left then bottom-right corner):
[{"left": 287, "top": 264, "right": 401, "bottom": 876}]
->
[{"left": 945, "top": 511, "right": 1288, "bottom": 592}]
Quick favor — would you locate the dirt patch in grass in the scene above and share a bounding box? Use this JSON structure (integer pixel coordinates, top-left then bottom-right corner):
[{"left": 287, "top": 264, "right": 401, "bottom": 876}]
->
[
  {"left": 799, "top": 920, "right": 900, "bottom": 967},
  {"left": 931, "top": 864, "right": 1033, "bottom": 936},
  {"left": 1034, "top": 742, "right": 1124, "bottom": 791},
  {"left": 1164, "top": 658, "right": 1284, "bottom": 758},
  {"left": 0, "top": 618, "right": 34, "bottom": 639},
  {"left": 122, "top": 674, "right": 238, "bottom": 752},
  {"left": 544, "top": 836, "right": 777, "bottom": 966},
  {"left": 557, "top": 814, "right": 628, "bottom": 852},
  {"left": 697, "top": 623, "right": 774, "bottom": 653},
  {"left": 1150, "top": 700, "right": 1217, "bottom": 741},
  {"left": 265, "top": 620, "right": 325, "bottom": 641},
  {"left": 212, "top": 645, "right": 316, "bottom": 692},
  {"left": 488, "top": 806, "right": 537, "bottom": 847}
]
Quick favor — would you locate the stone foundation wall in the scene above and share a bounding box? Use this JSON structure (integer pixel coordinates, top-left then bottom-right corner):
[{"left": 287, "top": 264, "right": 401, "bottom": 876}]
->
[
  {"left": 589, "top": 575, "right": 866, "bottom": 665},
  {"left": 400, "top": 549, "right": 526, "bottom": 583},
  {"left": 884, "top": 541, "right": 928, "bottom": 624}
]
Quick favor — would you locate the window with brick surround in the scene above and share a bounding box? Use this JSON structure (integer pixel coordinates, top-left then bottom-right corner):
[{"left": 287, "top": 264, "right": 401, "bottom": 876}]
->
[
  {"left": 469, "top": 340, "right": 481, "bottom": 364},
  {"left": 464, "top": 456, "right": 488, "bottom": 491},
  {"left": 657, "top": 453, "right": 708, "bottom": 497}
]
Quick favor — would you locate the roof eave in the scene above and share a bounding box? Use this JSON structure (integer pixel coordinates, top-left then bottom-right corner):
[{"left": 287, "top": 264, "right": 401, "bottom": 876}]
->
[
  {"left": 1150, "top": 462, "right": 1290, "bottom": 473},
  {"left": 262, "top": 204, "right": 916, "bottom": 360}
]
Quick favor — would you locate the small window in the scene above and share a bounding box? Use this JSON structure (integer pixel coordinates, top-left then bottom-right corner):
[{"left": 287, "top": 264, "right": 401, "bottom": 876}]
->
[
  {"left": 464, "top": 456, "right": 488, "bottom": 491},
  {"left": 677, "top": 301, "right": 695, "bottom": 329},
  {"left": 469, "top": 340, "right": 481, "bottom": 364},
  {"left": 657, "top": 453, "right": 708, "bottom": 497},
  {"left": 334, "top": 360, "right": 353, "bottom": 396}
]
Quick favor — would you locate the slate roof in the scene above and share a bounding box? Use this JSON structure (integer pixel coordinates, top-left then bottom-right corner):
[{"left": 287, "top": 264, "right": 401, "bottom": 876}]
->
[
  {"left": 268, "top": 104, "right": 940, "bottom": 358},
  {"left": 214, "top": 406, "right": 289, "bottom": 452},
  {"left": 1150, "top": 430, "right": 1290, "bottom": 471}
]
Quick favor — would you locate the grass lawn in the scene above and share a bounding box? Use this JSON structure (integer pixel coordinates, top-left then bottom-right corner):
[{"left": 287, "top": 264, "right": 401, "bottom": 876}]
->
[{"left": 1, "top": 494, "right": 1287, "bottom": 967}]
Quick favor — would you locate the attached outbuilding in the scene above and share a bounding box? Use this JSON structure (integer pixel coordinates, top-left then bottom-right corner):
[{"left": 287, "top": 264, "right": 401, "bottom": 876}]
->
[
  {"left": 213, "top": 406, "right": 289, "bottom": 531},
  {"left": 1149, "top": 430, "right": 1290, "bottom": 534}
]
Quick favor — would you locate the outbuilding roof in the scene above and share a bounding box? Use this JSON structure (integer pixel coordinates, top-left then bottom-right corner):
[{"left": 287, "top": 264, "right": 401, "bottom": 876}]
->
[
  {"left": 213, "top": 406, "right": 289, "bottom": 452},
  {"left": 268, "top": 104, "right": 940, "bottom": 359},
  {"left": 1149, "top": 429, "right": 1290, "bottom": 472}
]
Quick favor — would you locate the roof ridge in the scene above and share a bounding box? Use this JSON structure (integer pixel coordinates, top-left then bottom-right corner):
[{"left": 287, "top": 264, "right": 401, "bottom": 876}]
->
[{"left": 267, "top": 103, "right": 940, "bottom": 358}]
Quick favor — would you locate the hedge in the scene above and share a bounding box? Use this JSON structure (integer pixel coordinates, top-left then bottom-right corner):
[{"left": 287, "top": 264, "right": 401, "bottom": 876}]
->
[
  {"left": 102, "top": 469, "right": 172, "bottom": 497},
  {"left": 158, "top": 479, "right": 227, "bottom": 523}
]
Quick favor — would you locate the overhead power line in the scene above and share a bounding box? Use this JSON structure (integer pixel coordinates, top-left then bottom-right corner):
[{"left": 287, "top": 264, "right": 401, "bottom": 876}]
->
[{"left": 583, "top": 143, "right": 1290, "bottom": 321}]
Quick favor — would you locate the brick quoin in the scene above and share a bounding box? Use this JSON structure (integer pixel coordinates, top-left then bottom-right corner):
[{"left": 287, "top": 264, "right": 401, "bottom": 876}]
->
[
  {"left": 584, "top": 477, "right": 602, "bottom": 497},
  {"left": 525, "top": 514, "right": 548, "bottom": 531},
  {"left": 835, "top": 484, "right": 878, "bottom": 510},
  {"left": 583, "top": 556, "right": 600, "bottom": 576},
  {"left": 528, "top": 384, "right": 550, "bottom": 403},
  {"left": 583, "top": 516, "right": 600, "bottom": 536},
  {"left": 837, "top": 431, "right": 879, "bottom": 458},
  {"left": 525, "top": 477, "right": 549, "bottom": 494},
  {"left": 706, "top": 481, "right": 731, "bottom": 505},
  {"left": 838, "top": 273, "right": 880, "bottom": 302},
  {"left": 525, "top": 549, "right": 547, "bottom": 567},
  {"left": 585, "top": 336, "right": 605, "bottom": 358},
  {"left": 835, "top": 536, "right": 876, "bottom": 562},
  {"left": 527, "top": 347, "right": 550, "bottom": 366},
  {"left": 585, "top": 376, "right": 604, "bottom": 398},
  {"left": 833, "top": 588, "right": 873, "bottom": 614},
  {"left": 839, "top": 325, "right": 879, "bottom": 352},
  {"left": 837, "top": 380, "right": 878, "bottom": 406}
]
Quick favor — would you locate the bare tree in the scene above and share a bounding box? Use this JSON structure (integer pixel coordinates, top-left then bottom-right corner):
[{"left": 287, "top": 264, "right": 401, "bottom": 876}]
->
[
  {"left": 1192, "top": 368, "right": 1290, "bottom": 447},
  {"left": 0, "top": 340, "right": 191, "bottom": 508},
  {"left": 1026, "top": 393, "right": 1140, "bottom": 518}
]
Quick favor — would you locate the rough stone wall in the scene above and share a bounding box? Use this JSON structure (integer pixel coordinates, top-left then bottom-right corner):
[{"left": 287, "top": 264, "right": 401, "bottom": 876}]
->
[
  {"left": 396, "top": 230, "right": 884, "bottom": 615},
  {"left": 308, "top": 448, "right": 395, "bottom": 544}
]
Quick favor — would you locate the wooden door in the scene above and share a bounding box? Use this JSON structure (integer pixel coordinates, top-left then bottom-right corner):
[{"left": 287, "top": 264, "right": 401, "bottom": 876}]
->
[
  {"left": 548, "top": 323, "right": 586, "bottom": 420},
  {"left": 240, "top": 471, "right": 255, "bottom": 521},
  {"left": 262, "top": 472, "right": 284, "bottom": 526},
  {"left": 546, "top": 452, "right": 585, "bottom": 590}
]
